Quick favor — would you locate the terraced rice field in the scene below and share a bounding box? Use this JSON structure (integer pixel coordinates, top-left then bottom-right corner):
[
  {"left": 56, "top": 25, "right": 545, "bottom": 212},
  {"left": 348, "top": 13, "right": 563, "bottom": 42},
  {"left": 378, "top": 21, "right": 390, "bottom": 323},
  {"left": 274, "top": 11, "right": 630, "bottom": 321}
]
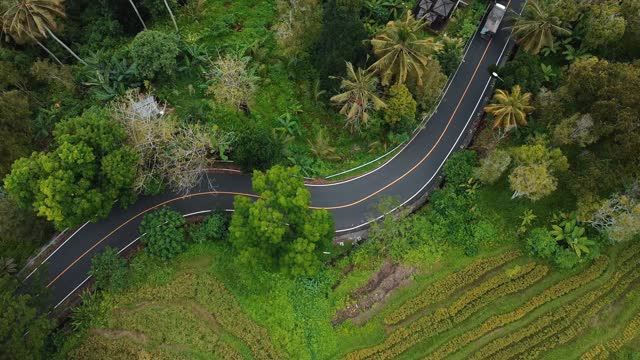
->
[{"left": 345, "top": 243, "right": 640, "bottom": 360}]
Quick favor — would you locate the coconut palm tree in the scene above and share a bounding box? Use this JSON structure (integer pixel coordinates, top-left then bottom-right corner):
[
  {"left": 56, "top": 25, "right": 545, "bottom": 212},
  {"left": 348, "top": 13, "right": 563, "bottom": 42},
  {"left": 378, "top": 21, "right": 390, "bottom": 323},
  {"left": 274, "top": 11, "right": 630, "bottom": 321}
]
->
[
  {"left": 484, "top": 85, "right": 535, "bottom": 130},
  {"left": 129, "top": 0, "right": 147, "bottom": 30},
  {"left": 163, "top": 0, "right": 179, "bottom": 33},
  {"left": 369, "top": 11, "right": 442, "bottom": 86},
  {"left": 330, "top": 62, "right": 386, "bottom": 132},
  {"left": 1, "top": 0, "right": 87, "bottom": 65},
  {"left": 509, "top": 0, "right": 572, "bottom": 55}
]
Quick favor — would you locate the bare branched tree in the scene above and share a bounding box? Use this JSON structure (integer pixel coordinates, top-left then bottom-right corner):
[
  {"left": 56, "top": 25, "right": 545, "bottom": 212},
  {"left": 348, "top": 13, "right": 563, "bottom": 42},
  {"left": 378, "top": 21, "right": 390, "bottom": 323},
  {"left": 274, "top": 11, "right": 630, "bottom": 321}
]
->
[{"left": 112, "top": 92, "right": 229, "bottom": 195}]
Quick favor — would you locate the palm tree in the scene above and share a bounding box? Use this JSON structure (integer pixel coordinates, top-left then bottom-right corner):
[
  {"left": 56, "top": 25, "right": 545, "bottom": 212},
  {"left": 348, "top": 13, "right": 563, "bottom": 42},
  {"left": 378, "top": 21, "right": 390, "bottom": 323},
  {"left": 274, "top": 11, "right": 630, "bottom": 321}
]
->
[
  {"left": 484, "top": 85, "right": 534, "bottom": 130},
  {"left": 1, "top": 0, "right": 87, "bottom": 65},
  {"left": 129, "top": 0, "right": 147, "bottom": 30},
  {"left": 509, "top": 0, "right": 571, "bottom": 55},
  {"left": 330, "top": 62, "right": 386, "bottom": 132},
  {"left": 163, "top": 0, "right": 179, "bottom": 33},
  {"left": 369, "top": 11, "right": 442, "bottom": 86}
]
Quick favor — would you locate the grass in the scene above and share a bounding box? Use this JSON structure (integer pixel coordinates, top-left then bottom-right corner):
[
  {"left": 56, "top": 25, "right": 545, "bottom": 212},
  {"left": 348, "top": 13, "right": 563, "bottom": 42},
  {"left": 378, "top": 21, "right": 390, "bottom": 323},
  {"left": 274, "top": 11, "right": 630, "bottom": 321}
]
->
[{"left": 62, "top": 232, "right": 640, "bottom": 360}]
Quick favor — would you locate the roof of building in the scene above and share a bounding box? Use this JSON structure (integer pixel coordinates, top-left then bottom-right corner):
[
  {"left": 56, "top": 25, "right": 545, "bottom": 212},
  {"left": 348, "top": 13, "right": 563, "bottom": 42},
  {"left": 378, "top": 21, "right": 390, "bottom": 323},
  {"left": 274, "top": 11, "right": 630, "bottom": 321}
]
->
[{"left": 415, "top": 0, "right": 459, "bottom": 30}]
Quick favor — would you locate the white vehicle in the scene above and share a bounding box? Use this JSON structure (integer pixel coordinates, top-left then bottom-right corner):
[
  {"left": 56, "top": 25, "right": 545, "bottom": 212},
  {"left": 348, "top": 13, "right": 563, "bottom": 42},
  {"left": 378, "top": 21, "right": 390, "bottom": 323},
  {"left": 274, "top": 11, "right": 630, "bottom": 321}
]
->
[{"left": 480, "top": 1, "right": 507, "bottom": 39}]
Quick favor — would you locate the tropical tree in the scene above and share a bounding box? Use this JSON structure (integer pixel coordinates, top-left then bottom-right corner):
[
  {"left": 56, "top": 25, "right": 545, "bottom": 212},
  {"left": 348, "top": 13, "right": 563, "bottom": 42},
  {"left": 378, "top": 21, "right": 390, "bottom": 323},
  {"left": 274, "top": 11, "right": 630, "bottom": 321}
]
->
[
  {"left": 509, "top": 0, "right": 572, "bottom": 54},
  {"left": 550, "top": 217, "right": 594, "bottom": 257},
  {"left": 369, "top": 11, "right": 442, "bottom": 86},
  {"left": 0, "top": 275, "right": 53, "bottom": 360},
  {"left": 484, "top": 85, "right": 534, "bottom": 130},
  {"left": 330, "top": 62, "right": 386, "bottom": 132},
  {"left": 139, "top": 207, "right": 187, "bottom": 261},
  {"left": 0, "top": 0, "right": 87, "bottom": 65},
  {"left": 163, "top": 0, "right": 179, "bottom": 32},
  {"left": 129, "top": 0, "right": 147, "bottom": 30},
  {"left": 229, "top": 166, "right": 334, "bottom": 277}
]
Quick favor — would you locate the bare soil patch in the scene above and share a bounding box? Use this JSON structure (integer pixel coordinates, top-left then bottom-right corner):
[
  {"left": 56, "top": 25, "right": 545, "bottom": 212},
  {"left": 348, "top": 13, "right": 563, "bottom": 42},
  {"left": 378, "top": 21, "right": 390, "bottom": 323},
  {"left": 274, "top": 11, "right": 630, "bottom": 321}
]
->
[{"left": 333, "top": 260, "right": 416, "bottom": 326}]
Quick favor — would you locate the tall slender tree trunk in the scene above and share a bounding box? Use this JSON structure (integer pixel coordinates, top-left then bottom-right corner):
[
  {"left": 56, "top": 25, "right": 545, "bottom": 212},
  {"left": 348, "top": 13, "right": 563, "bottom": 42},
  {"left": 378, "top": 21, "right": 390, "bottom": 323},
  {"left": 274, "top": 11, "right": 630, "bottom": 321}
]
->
[
  {"left": 163, "top": 0, "right": 179, "bottom": 33},
  {"left": 129, "top": 0, "right": 147, "bottom": 30},
  {"left": 44, "top": 26, "right": 88, "bottom": 66},
  {"left": 33, "top": 37, "right": 63, "bottom": 65}
]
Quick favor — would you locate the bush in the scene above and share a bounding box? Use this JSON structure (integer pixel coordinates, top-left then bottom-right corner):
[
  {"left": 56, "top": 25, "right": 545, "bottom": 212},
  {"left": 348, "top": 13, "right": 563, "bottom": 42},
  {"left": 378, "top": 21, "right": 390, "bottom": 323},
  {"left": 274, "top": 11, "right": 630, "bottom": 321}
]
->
[
  {"left": 489, "top": 51, "right": 546, "bottom": 93},
  {"left": 474, "top": 149, "right": 511, "bottom": 184},
  {"left": 139, "top": 207, "right": 186, "bottom": 261},
  {"left": 312, "top": 0, "right": 369, "bottom": 89},
  {"left": 527, "top": 227, "right": 559, "bottom": 260},
  {"left": 189, "top": 211, "right": 228, "bottom": 243},
  {"left": 383, "top": 84, "right": 417, "bottom": 129},
  {"left": 412, "top": 58, "right": 448, "bottom": 112},
  {"left": 436, "top": 37, "right": 464, "bottom": 76},
  {"left": 141, "top": 0, "right": 177, "bottom": 19},
  {"left": 89, "top": 247, "right": 128, "bottom": 291},
  {"left": 233, "top": 124, "right": 283, "bottom": 172},
  {"left": 130, "top": 30, "right": 180, "bottom": 80},
  {"left": 443, "top": 150, "right": 477, "bottom": 187}
]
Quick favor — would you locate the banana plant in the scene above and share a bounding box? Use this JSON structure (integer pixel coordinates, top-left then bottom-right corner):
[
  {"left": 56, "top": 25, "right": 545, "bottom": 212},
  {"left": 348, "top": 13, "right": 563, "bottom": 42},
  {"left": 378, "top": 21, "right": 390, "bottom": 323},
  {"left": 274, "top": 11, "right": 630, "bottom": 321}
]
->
[
  {"left": 277, "top": 112, "right": 302, "bottom": 137},
  {"left": 540, "top": 63, "right": 557, "bottom": 82},
  {"left": 550, "top": 217, "right": 594, "bottom": 257}
]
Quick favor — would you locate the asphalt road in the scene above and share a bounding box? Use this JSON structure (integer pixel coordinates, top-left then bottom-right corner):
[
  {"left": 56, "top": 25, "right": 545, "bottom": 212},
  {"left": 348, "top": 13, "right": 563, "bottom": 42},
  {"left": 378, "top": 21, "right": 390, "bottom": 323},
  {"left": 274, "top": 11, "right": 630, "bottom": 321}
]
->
[{"left": 27, "top": 0, "right": 525, "bottom": 309}]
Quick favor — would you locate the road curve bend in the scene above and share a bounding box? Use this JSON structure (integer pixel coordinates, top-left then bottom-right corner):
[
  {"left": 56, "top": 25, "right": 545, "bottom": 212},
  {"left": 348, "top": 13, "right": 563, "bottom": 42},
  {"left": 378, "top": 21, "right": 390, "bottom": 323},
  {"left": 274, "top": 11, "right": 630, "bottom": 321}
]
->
[{"left": 28, "top": 0, "right": 525, "bottom": 308}]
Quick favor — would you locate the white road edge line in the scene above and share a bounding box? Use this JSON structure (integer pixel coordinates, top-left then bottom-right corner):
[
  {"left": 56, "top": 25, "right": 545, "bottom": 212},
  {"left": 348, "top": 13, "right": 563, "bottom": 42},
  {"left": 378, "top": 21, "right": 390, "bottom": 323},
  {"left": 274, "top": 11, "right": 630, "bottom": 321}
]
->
[
  {"left": 50, "top": 2, "right": 526, "bottom": 307},
  {"left": 333, "top": 9, "right": 521, "bottom": 233},
  {"left": 53, "top": 209, "right": 237, "bottom": 308},
  {"left": 54, "top": 275, "right": 91, "bottom": 309},
  {"left": 24, "top": 221, "right": 90, "bottom": 281},
  {"left": 335, "top": 77, "right": 493, "bottom": 233},
  {"left": 307, "top": 15, "right": 486, "bottom": 187}
]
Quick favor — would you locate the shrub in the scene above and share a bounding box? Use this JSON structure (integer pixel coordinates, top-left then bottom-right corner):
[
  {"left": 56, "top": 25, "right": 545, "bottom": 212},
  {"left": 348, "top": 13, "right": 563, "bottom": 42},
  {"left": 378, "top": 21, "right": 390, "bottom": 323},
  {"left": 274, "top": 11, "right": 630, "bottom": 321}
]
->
[
  {"left": 206, "top": 52, "right": 259, "bottom": 110},
  {"left": 474, "top": 149, "right": 511, "bottom": 184},
  {"left": 189, "top": 211, "right": 228, "bottom": 243},
  {"left": 527, "top": 227, "right": 559, "bottom": 260},
  {"left": 130, "top": 30, "right": 180, "bottom": 80},
  {"left": 89, "top": 247, "right": 128, "bottom": 291},
  {"left": 412, "top": 58, "right": 448, "bottom": 112},
  {"left": 139, "top": 207, "right": 186, "bottom": 261},
  {"left": 443, "top": 150, "right": 477, "bottom": 187},
  {"left": 383, "top": 84, "right": 417, "bottom": 129},
  {"left": 142, "top": 0, "right": 177, "bottom": 19},
  {"left": 489, "top": 51, "right": 546, "bottom": 93},
  {"left": 233, "top": 124, "right": 283, "bottom": 172},
  {"left": 436, "top": 36, "right": 464, "bottom": 76}
]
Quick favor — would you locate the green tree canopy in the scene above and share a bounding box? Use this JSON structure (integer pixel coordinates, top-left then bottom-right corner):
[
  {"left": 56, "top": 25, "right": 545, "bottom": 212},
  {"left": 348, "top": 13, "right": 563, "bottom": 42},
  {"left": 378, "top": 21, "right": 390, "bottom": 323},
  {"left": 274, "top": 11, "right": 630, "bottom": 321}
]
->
[
  {"left": 509, "top": 0, "right": 572, "bottom": 54},
  {"left": 369, "top": 11, "right": 442, "bottom": 86},
  {"left": 383, "top": 83, "right": 417, "bottom": 128},
  {"left": 578, "top": 1, "right": 626, "bottom": 51},
  {"left": 139, "top": 207, "right": 187, "bottom": 261},
  {"left": 229, "top": 166, "right": 334, "bottom": 277},
  {"left": 130, "top": 30, "right": 180, "bottom": 80},
  {"left": 4, "top": 108, "right": 138, "bottom": 229},
  {"left": 330, "top": 62, "right": 386, "bottom": 132},
  {"left": 89, "top": 246, "right": 128, "bottom": 291},
  {"left": 0, "top": 275, "right": 53, "bottom": 360}
]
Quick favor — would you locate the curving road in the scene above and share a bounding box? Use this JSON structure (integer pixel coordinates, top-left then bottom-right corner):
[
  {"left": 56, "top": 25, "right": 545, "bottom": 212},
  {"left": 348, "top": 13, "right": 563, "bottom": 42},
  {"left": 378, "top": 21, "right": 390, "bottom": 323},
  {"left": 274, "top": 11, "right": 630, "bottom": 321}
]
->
[{"left": 26, "top": 0, "right": 525, "bottom": 309}]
